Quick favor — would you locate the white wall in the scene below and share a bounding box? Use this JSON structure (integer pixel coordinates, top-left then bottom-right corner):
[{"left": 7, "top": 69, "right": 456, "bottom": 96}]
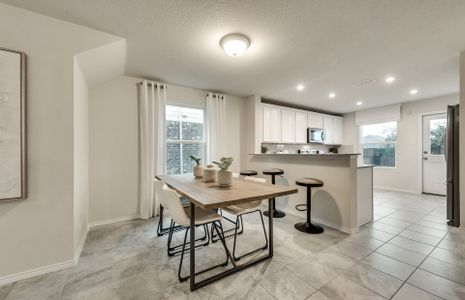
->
[
  {"left": 89, "top": 76, "right": 140, "bottom": 224},
  {"left": 73, "top": 61, "right": 90, "bottom": 253},
  {"left": 343, "top": 94, "right": 459, "bottom": 193},
  {"left": 0, "top": 3, "right": 121, "bottom": 282},
  {"left": 88, "top": 75, "right": 247, "bottom": 223}
]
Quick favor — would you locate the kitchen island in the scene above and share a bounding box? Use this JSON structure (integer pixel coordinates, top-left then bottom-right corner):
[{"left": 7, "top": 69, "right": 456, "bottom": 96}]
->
[{"left": 247, "top": 153, "right": 373, "bottom": 233}]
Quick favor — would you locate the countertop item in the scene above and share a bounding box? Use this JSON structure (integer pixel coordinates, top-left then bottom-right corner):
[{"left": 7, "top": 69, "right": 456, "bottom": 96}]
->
[{"left": 249, "top": 153, "right": 360, "bottom": 157}]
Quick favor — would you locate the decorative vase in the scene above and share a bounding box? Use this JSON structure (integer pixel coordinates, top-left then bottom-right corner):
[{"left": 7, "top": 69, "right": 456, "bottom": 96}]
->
[
  {"left": 217, "top": 170, "right": 232, "bottom": 187},
  {"left": 193, "top": 165, "right": 203, "bottom": 178},
  {"left": 203, "top": 164, "right": 217, "bottom": 182}
]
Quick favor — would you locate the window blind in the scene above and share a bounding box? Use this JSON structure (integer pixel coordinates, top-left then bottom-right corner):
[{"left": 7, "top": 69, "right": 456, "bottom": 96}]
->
[{"left": 355, "top": 104, "right": 401, "bottom": 126}]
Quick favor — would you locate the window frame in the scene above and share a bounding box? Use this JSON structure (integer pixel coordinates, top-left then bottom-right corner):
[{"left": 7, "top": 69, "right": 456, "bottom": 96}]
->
[
  {"left": 359, "top": 121, "right": 398, "bottom": 168},
  {"left": 165, "top": 104, "right": 206, "bottom": 175}
]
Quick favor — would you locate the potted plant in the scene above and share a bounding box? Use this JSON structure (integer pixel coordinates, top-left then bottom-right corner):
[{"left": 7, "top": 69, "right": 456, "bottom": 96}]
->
[
  {"left": 213, "top": 157, "right": 234, "bottom": 187},
  {"left": 190, "top": 155, "right": 203, "bottom": 178}
]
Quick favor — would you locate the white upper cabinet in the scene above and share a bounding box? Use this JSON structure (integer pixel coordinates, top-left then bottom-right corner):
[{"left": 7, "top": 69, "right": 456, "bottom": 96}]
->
[
  {"left": 307, "top": 113, "right": 323, "bottom": 129},
  {"left": 323, "top": 115, "right": 333, "bottom": 144},
  {"left": 332, "top": 116, "right": 343, "bottom": 145},
  {"left": 281, "top": 108, "right": 296, "bottom": 143},
  {"left": 295, "top": 111, "right": 307, "bottom": 143},
  {"left": 263, "top": 105, "right": 281, "bottom": 142},
  {"left": 262, "top": 104, "right": 343, "bottom": 145}
]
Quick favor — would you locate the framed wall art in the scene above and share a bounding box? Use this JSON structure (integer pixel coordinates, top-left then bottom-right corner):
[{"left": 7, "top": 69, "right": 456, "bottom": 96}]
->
[{"left": 0, "top": 48, "right": 26, "bottom": 201}]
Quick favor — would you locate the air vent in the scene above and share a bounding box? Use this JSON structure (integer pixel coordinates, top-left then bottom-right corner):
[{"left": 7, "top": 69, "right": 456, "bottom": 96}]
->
[{"left": 349, "top": 78, "right": 377, "bottom": 87}]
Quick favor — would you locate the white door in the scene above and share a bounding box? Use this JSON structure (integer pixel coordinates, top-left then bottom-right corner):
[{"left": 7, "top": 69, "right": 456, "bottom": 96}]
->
[
  {"left": 332, "top": 116, "right": 343, "bottom": 145},
  {"left": 281, "top": 109, "right": 295, "bottom": 143},
  {"left": 263, "top": 105, "right": 281, "bottom": 142},
  {"left": 307, "top": 113, "right": 323, "bottom": 128},
  {"left": 323, "top": 116, "right": 333, "bottom": 144},
  {"left": 295, "top": 111, "right": 307, "bottom": 143},
  {"left": 422, "top": 113, "right": 447, "bottom": 195}
]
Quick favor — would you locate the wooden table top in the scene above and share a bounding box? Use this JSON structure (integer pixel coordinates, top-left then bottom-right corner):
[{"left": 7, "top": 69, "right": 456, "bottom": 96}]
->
[{"left": 156, "top": 175, "right": 298, "bottom": 210}]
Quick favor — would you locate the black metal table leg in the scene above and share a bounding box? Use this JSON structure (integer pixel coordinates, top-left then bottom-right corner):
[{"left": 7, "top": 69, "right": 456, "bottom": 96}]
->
[
  {"left": 190, "top": 204, "right": 196, "bottom": 291},
  {"left": 188, "top": 200, "right": 275, "bottom": 291},
  {"left": 268, "top": 198, "right": 273, "bottom": 256}
]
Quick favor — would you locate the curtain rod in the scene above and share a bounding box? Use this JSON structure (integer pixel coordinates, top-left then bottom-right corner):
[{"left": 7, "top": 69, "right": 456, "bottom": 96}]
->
[{"left": 137, "top": 81, "right": 166, "bottom": 88}]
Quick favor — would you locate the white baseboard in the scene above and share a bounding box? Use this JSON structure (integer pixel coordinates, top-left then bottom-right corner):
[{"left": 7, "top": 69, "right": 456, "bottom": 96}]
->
[
  {"left": 74, "top": 224, "right": 89, "bottom": 264},
  {"left": 89, "top": 214, "right": 140, "bottom": 229},
  {"left": 0, "top": 215, "right": 142, "bottom": 287},
  {"left": 374, "top": 186, "right": 420, "bottom": 194},
  {"left": 0, "top": 259, "right": 76, "bottom": 287}
]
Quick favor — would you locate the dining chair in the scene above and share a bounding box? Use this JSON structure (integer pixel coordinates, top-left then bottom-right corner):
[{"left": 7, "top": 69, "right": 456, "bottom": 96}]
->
[
  {"left": 155, "top": 179, "right": 192, "bottom": 236},
  {"left": 160, "top": 185, "right": 231, "bottom": 282},
  {"left": 213, "top": 173, "right": 244, "bottom": 240},
  {"left": 220, "top": 176, "right": 268, "bottom": 261},
  {"left": 154, "top": 179, "right": 208, "bottom": 253}
]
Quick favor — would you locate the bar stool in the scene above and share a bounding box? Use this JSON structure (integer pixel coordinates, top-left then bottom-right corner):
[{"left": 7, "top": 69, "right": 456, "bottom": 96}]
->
[
  {"left": 262, "top": 168, "right": 286, "bottom": 218},
  {"left": 295, "top": 178, "right": 324, "bottom": 234},
  {"left": 240, "top": 170, "right": 258, "bottom": 176}
]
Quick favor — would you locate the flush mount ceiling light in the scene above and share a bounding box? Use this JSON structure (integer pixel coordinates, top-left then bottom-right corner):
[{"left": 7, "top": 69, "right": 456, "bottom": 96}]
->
[
  {"left": 296, "top": 84, "right": 305, "bottom": 91},
  {"left": 328, "top": 92, "right": 336, "bottom": 99},
  {"left": 409, "top": 89, "right": 418, "bottom": 95},
  {"left": 220, "top": 33, "right": 250, "bottom": 57},
  {"left": 385, "top": 76, "right": 396, "bottom": 83},
  {"left": 356, "top": 101, "right": 363, "bottom": 106}
]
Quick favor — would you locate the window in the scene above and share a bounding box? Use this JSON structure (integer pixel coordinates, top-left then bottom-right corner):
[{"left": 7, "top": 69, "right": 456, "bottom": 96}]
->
[
  {"left": 429, "top": 118, "right": 446, "bottom": 155},
  {"left": 165, "top": 105, "right": 205, "bottom": 175},
  {"left": 360, "top": 121, "right": 397, "bottom": 167}
]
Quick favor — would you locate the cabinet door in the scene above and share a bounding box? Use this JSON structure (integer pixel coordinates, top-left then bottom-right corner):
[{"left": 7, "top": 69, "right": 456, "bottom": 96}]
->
[
  {"left": 263, "top": 105, "right": 281, "bottom": 142},
  {"left": 295, "top": 111, "right": 307, "bottom": 143},
  {"left": 281, "top": 109, "right": 295, "bottom": 143},
  {"left": 307, "top": 113, "right": 323, "bottom": 129},
  {"left": 263, "top": 106, "right": 272, "bottom": 142},
  {"left": 332, "top": 116, "right": 343, "bottom": 145},
  {"left": 323, "top": 115, "right": 333, "bottom": 144}
]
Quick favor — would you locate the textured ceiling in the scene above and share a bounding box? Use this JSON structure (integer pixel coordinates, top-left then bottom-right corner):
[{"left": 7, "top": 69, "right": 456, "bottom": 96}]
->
[{"left": 3, "top": 0, "right": 465, "bottom": 113}]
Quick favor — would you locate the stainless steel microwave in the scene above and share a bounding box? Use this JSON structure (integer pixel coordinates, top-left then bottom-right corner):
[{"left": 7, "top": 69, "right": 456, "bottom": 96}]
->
[{"left": 308, "top": 128, "right": 327, "bottom": 143}]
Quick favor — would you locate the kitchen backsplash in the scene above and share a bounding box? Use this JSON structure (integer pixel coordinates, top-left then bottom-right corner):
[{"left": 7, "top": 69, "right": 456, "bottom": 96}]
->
[{"left": 261, "top": 143, "right": 340, "bottom": 154}]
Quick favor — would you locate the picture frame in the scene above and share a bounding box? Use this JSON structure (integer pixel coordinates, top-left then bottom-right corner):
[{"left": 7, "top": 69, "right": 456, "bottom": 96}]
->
[{"left": 0, "top": 47, "right": 26, "bottom": 201}]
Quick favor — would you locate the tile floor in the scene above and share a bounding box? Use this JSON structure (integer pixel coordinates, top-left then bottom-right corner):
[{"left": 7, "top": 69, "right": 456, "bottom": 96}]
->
[{"left": 1, "top": 190, "right": 465, "bottom": 300}]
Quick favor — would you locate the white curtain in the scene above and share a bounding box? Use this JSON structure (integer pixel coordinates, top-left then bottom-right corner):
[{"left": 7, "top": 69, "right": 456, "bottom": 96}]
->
[
  {"left": 138, "top": 80, "right": 166, "bottom": 219},
  {"left": 205, "top": 93, "right": 227, "bottom": 164}
]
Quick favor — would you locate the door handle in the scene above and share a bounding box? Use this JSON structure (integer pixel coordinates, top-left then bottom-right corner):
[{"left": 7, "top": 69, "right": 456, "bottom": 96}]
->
[
  {"left": 423, "top": 157, "right": 428, "bottom": 160},
  {"left": 423, "top": 151, "right": 428, "bottom": 154}
]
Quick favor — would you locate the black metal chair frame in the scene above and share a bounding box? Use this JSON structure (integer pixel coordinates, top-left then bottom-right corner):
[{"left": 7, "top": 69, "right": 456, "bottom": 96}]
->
[
  {"left": 231, "top": 209, "right": 268, "bottom": 261},
  {"left": 210, "top": 212, "right": 244, "bottom": 242},
  {"left": 157, "top": 200, "right": 192, "bottom": 236},
  {"left": 167, "top": 219, "right": 210, "bottom": 256},
  {"left": 172, "top": 220, "right": 232, "bottom": 282}
]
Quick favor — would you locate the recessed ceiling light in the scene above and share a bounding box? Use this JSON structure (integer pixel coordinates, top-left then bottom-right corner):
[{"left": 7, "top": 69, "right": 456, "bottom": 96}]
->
[
  {"left": 356, "top": 101, "right": 363, "bottom": 106},
  {"left": 328, "top": 92, "right": 336, "bottom": 99},
  {"left": 296, "top": 84, "right": 304, "bottom": 91},
  {"left": 409, "top": 89, "right": 418, "bottom": 95},
  {"left": 220, "top": 33, "right": 250, "bottom": 57},
  {"left": 385, "top": 76, "right": 396, "bottom": 83}
]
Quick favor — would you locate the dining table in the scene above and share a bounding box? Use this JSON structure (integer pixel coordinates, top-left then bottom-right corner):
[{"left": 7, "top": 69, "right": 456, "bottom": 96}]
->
[{"left": 156, "top": 174, "right": 298, "bottom": 291}]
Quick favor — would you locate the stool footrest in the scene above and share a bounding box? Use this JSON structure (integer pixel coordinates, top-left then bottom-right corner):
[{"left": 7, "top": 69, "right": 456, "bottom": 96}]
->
[{"left": 295, "top": 204, "right": 309, "bottom": 211}]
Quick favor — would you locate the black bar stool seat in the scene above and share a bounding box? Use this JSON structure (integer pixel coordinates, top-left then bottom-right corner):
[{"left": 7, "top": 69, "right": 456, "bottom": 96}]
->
[
  {"left": 240, "top": 170, "right": 258, "bottom": 176},
  {"left": 295, "top": 178, "right": 324, "bottom": 234},
  {"left": 263, "top": 168, "right": 284, "bottom": 176},
  {"left": 262, "top": 168, "right": 286, "bottom": 218}
]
